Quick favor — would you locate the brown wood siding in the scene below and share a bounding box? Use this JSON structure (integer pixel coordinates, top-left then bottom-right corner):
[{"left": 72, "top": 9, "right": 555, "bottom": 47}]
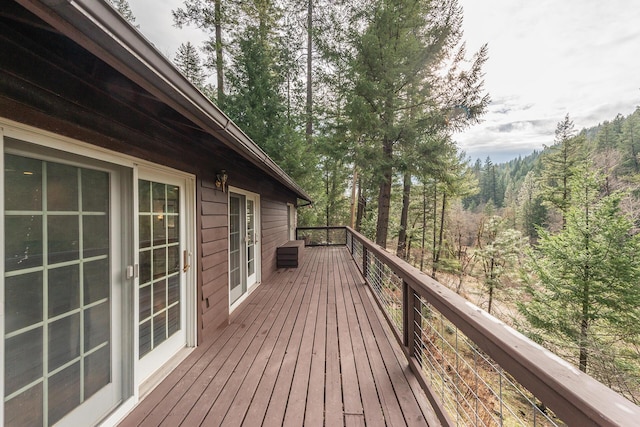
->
[
  {"left": 198, "top": 179, "right": 229, "bottom": 338},
  {"left": 196, "top": 177, "right": 294, "bottom": 339}
]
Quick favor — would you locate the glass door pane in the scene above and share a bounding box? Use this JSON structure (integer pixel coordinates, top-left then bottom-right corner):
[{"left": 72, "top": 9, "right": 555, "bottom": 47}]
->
[
  {"left": 138, "top": 180, "right": 181, "bottom": 359},
  {"left": 229, "top": 194, "right": 244, "bottom": 305},
  {"left": 4, "top": 154, "right": 113, "bottom": 427},
  {"left": 246, "top": 199, "right": 255, "bottom": 279}
]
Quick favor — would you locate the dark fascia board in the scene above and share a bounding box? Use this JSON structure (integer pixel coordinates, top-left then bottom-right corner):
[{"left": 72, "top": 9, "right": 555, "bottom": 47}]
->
[{"left": 15, "top": 0, "right": 312, "bottom": 203}]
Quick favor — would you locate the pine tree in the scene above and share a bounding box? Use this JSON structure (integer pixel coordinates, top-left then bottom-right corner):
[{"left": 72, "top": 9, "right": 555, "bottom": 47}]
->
[
  {"left": 620, "top": 108, "right": 640, "bottom": 174},
  {"left": 540, "top": 114, "right": 584, "bottom": 227},
  {"left": 476, "top": 216, "right": 524, "bottom": 315},
  {"left": 520, "top": 164, "right": 640, "bottom": 376},
  {"left": 348, "top": 0, "right": 487, "bottom": 248},
  {"left": 107, "top": 0, "right": 138, "bottom": 26},
  {"left": 517, "top": 170, "right": 546, "bottom": 242},
  {"left": 174, "top": 42, "right": 207, "bottom": 90},
  {"left": 173, "top": 0, "right": 235, "bottom": 105}
]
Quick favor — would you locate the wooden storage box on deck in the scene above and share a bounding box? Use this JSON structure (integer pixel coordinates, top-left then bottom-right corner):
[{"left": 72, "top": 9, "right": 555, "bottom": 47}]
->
[{"left": 276, "top": 240, "right": 305, "bottom": 268}]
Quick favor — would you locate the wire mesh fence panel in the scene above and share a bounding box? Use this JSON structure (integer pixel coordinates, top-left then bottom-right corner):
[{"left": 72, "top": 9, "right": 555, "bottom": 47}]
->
[
  {"left": 353, "top": 239, "right": 363, "bottom": 272},
  {"left": 413, "top": 292, "right": 564, "bottom": 427},
  {"left": 365, "top": 251, "right": 404, "bottom": 335}
]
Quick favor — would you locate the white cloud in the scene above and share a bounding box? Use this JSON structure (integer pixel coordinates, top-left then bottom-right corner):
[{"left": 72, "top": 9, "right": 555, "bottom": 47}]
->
[{"left": 456, "top": 0, "right": 640, "bottom": 162}]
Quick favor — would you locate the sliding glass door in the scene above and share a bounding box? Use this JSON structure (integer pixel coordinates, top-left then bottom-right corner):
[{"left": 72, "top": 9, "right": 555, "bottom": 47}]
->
[{"left": 3, "top": 150, "right": 123, "bottom": 427}]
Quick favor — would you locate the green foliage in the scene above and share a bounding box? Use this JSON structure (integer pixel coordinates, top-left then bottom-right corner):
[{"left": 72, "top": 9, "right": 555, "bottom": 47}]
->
[
  {"left": 519, "top": 165, "right": 640, "bottom": 389},
  {"left": 107, "top": 0, "right": 138, "bottom": 26},
  {"left": 517, "top": 171, "right": 547, "bottom": 241},
  {"left": 222, "top": 6, "right": 320, "bottom": 193},
  {"left": 539, "top": 115, "right": 586, "bottom": 224},
  {"left": 174, "top": 42, "right": 207, "bottom": 90},
  {"left": 475, "top": 216, "right": 525, "bottom": 314},
  {"left": 347, "top": 0, "right": 488, "bottom": 246}
]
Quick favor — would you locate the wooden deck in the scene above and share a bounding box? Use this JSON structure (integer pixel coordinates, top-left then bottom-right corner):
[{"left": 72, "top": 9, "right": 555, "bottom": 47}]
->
[{"left": 119, "top": 247, "right": 439, "bottom": 426}]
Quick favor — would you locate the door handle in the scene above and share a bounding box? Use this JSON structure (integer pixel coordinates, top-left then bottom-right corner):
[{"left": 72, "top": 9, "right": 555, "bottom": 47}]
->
[{"left": 183, "top": 250, "right": 191, "bottom": 273}]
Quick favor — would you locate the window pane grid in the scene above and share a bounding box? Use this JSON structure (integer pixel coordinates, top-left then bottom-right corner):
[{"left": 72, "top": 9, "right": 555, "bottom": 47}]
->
[
  {"left": 4, "top": 158, "right": 111, "bottom": 426},
  {"left": 5, "top": 297, "right": 107, "bottom": 340},
  {"left": 138, "top": 180, "right": 181, "bottom": 358}
]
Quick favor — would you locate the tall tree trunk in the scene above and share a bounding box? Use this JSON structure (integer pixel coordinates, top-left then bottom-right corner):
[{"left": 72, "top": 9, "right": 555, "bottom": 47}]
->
[
  {"left": 579, "top": 312, "right": 589, "bottom": 372},
  {"left": 434, "top": 191, "right": 447, "bottom": 274},
  {"left": 488, "top": 262, "right": 494, "bottom": 314},
  {"left": 356, "top": 176, "right": 365, "bottom": 232},
  {"left": 375, "top": 139, "right": 393, "bottom": 247},
  {"left": 396, "top": 172, "right": 411, "bottom": 259},
  {"left": 431, "top": 181, "right": 438, "bottom": 278},
  {"left": 214, "top": 0, "right": 224, "bottom": 105},
  {"left": 580, "top": 186, "right": 590, "bottom": 373},
  {"left": 305, "top": 0, "right": 313, "bottom": 143},
  {"left": 631, "top": 128, "right": 639, "bottom": 172},
  {"left": 420, "top": 182, "right": 427, "bottom": 271},
  {"left": 350, "top": 166, "right": 358, "bottom": 229}
]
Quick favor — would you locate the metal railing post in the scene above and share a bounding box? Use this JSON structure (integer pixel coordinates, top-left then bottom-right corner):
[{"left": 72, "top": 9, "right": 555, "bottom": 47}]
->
[
  {"left": 351, "top": 231, "right": 355, "bottom": 255},
  {"left": 362, "top": 246, "right": 368, "bottom": 280},
  {"left": 403, "top": 281, "right": 410, "bottom": 348}
]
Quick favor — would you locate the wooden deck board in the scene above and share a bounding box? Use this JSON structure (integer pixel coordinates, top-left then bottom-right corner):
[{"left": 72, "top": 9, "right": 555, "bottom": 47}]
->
[
  {"left": 323, "top": 250, "right": 344, "bottom": 427},
  {"left": 334, "top": 248, "right": 367, "bottom": 427},
  {"left": 279, "top": 245, "right": 324, "bottom": 427},
  {"left": 218, "top": 248, "right": 320, "bottom": 426},
  {"left": 119, "top": 247, "right": 437, "bottom": 427}
]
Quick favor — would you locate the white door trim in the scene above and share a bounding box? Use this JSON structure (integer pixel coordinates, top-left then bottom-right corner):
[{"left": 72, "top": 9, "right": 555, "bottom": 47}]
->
[{"left": 228, "top": 187, "right": 261, "bottom": 313}]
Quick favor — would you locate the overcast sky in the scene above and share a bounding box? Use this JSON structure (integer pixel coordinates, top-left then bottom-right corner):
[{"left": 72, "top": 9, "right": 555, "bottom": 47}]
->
[{"left": 127, "top": 0, "right": 640, "bottom": 164}]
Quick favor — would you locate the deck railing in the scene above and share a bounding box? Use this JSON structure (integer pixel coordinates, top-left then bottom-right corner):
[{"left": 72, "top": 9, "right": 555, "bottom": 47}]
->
[
  {"left": 296, "top": 226, "right": 347, "bottom": 246},
  {"left": 297, "top": 226, "right": 640, "bottom": 427}
]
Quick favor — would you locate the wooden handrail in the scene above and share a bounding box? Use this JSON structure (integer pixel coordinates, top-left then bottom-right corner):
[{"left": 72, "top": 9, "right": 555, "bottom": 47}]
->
[{"left": 304, "top": 226, "right": 640, "bottom": 427}]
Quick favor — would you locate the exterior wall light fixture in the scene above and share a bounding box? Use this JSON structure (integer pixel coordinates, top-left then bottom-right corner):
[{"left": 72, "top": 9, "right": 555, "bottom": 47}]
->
[{"left": 215, "top": 170, "right": 228, "bottom": 192}]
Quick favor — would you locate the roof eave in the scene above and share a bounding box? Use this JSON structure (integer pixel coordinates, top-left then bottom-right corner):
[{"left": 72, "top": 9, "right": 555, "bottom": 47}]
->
[{"left": 16, "top": 0, "right": 313, "bottom": 202}]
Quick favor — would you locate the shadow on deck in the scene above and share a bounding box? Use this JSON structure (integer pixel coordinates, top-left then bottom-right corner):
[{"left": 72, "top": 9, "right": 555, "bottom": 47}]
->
[{"left": 119, "top": 246, "right": 439, "bottom": 426}]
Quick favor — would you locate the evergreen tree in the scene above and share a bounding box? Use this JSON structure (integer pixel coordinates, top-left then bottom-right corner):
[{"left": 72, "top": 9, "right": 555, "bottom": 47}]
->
[
  {"left": 520, "top": 164, "right": 640, "bottom": 376},
  {"left": 619, "top": 108, "right": 640, "bottom": 174},
  {"left": 173, "top": 0, "right": 237, "bottom": 105},
  {"left": 348, "top": 0, "right": 487, "bottom": 247},
  {"left": 517, "top": 170, "right": 546, "bottom": 242},
  {"left": 540, "top": 114, "right": 584, "bottom": 227},
  {"left": 174, "top": 42, "right": 207, "bottom": 90},
  {"left": 476, "top": 216, "right": 524, "bottom": 315},
  {"left": 107, "top": 0, "right": 138, "bottom": 26},
  {"left": 222, "top": 0, "right": 319, "bottom": 194}
]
